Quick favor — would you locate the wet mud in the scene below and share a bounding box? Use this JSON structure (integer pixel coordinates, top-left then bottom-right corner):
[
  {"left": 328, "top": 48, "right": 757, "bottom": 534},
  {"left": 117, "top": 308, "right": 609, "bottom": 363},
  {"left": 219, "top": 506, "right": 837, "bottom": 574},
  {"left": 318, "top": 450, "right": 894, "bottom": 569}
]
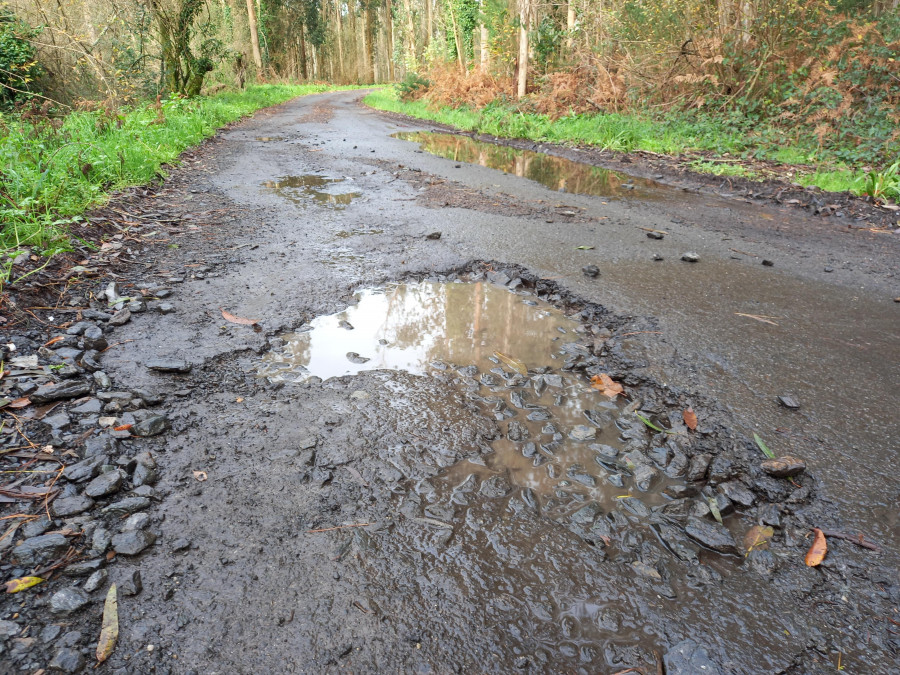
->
[{"left": 1, "top": 90, "right": 897, "bottom": 675}]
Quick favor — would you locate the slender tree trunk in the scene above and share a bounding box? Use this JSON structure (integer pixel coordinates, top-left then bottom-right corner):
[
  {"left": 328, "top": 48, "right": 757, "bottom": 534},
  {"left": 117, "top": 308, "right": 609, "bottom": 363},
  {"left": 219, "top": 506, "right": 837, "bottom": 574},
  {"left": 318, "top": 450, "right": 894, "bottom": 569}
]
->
[
  {"left": 425, "top": 0, "right": 432, "bottom": 50},
  {"left": 246, "top": 0, "right": 263, "bottom": 70},
  {"left": 403, "top": 0, "right": 416, "bottom": 65},
  {"left": 348, "top": 0, "right": 360, "bottom": 82},
  {"left": 517, "top": 0, "right": 529, "bottom": 98},
  {"left": 480, "top": 23, "right": 489, "bottom": 70},
  {"left": 566, "top": 1, "right": 575, "bottom": 53},
  {"left": 447, "top": 0, "right": 466, "bottom": 71},
  {"left": 299, "top": 22, "right": 308, "bottom": 79},
  {"left": 365, "top": 1, "right": 375, "bottom": 82},
  {"left": 335, "top": 0, "right": 345, "bottom": 82},
  {"left": 385, "top": 0, "right": 395, "bottom": 80}
]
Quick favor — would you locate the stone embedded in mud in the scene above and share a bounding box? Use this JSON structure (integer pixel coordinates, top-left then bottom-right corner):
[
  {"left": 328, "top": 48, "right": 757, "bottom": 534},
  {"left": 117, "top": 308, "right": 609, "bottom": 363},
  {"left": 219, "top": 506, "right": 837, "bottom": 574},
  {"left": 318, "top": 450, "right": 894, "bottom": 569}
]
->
[
  {"left": 51, "top": 495, "right": 95, "bottom": 517},
  {"left": 681, "top": 251, "right": 700, "bottom": 263},
  {"left": 62, "top": 454, "right": 106, "bottom": 483},
  {"left": 111, "top": 530, "right": 156, "bottom": 555},
  {"left": 568, "top": 425, "right": 596, "bottom": 441},
  {"left": 760, "top": 456, "right": 806, "bottom": 478},
  {"left": 631, "top": 560, "right": 662, "bottom": 580},
  {"left": 83, "top": 569, "right": 108, "bottom": 593},
  {"left": 480, "top": 475, "right": 512, "bottom": 498},
  {"left": 12, "top": 533, "right": 70, "bottom": 565},
  {"left": 146, "top": 358, "right": 191, "bottom": 373},
  {"left": 109, "top": 308, "right": 132, "bottom": 326},
  {"left": 102, "top": 496, "right": 151, "bottom": 515},
  {"left": 570, "top": 502, "right": 603, "bottom": 526},
  {"left": 30, "top": 381, "right": 91, "bottom": 404},
  {"left": 346, "top": 352, "right": 370, "bottom": 364},
  {"left": 684, "top": 517, "right": 739, "bottom": 555},
  {"left": 49, "top": 588, "right": 90, "bottom": 615},
  {"left": 686, "top": 453, "right": 711, "bottom": 482},
  {"left": 84, "top": 469, "right": 125, "bottom": 498},
  {"left": 118, "top": 569, "right": 143, "bottom": 596},
  {"left": 664, "top": 639, "right": 721, "bottom": 675},
  {"left": 48, "top": 647, "right": 85, "bottom": 673},
  {"left": 633, "top": 464, "right": 660, "bottom": 492},
  {"left": 646, "top": 231, "right": 665, "bottom": 240},
  {"left": 717, "top": 480, "right": 755, "bottom": 507},
  {"left": 426, "top": 231, "right": 442, "bottom": 240},
  {"left": 777, "top": 395, "right": 800, "bottom": 409},
  {"left": 582, "top": 265, "right": 600, "bottom": 278},
  {"left": 132, "top": 415, "right": 170, "bottom": 437},
  {"left": 707, "top": 456, "right": 736, "bottom": 484}
]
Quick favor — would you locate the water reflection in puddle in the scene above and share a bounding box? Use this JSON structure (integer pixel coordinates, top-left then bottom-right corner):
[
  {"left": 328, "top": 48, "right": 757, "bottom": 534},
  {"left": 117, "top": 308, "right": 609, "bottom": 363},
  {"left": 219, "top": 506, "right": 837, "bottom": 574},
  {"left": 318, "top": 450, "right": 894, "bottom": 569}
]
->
[
  {"left": 261, "top": 281, "right": 681, "bottom": 510},
  {"left": 394, "top": 131, "right": 660, "bottom": 199},
  {"left": 262, "top": 174, "right": 360, "bottom": 209}
]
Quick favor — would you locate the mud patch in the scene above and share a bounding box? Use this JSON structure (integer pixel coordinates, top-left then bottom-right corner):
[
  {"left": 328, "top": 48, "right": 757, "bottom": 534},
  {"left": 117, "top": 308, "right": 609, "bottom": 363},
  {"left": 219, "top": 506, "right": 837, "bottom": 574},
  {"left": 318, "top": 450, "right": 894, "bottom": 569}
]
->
[{"left": 262, "top": 174, "right": 361, "bottom": 209}]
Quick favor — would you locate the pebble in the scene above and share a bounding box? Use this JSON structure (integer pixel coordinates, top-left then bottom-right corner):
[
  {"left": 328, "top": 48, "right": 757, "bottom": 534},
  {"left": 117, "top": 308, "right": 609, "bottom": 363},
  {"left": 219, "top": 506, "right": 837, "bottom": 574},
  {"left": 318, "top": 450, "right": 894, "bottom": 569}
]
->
[
  {"left": 93, "top": 371, "right": 112, "bottom": 389},
  {"left": 49, "top": 587, "right": 91, "bottom": 615},
  {"left": 684, "top": 517, "right": 738, "bottom": 554},
  {"left": 146, "top": 358, "right": 191, "bottom": 373},
  {"left": 11, "top": 533, "right": 70, "bottom": 565},
  {"left": 102, "top": 496, "right": 151, "bottom": 515},
  {"left": 48, "top": 647, "right": 85, "bottom": 673},
  {"left": 118, "top": 569, "right": 143, "bottom": 596},
  {"left": 425, "top": 231, "right": 442, "bottom": 240},
  {"left": 681, "top": 251, "right": 700, "bottom": 263},
  {"left": 646, "top": 231, "right": 664, "bottom": 240},
  {"left": 132, "top": 415, "right": 170, "bottom": 437},
  {"left": 664, "top": 639, "right": 721, "bottom": 675},
  {"left": 761, "top": 259, "right": 774, "bottom": 266},
  {"left": 70, "top": 398, "right": 102, "bottom": 414},
  {"left": 0, "top": 619, "right": 20, "bottom": 637},
  {"left": 122, "top": 512, "right": 151, "bottom": 531},
  {"left": 127, "top": 300, "right": 147, "bottom": 312},
  {"left": 111, "top": 530, "right": 157, "bottom": 555},
  {"left": 158, "top": 302, "right": 175, "bottom": 314},
  {"left": 91, "top": 527, "right": 112, "bottom": 554},
  {"left": 760, "top": 455, "right": 806, "bottom": 478},
  {"left": 83, "top": 569, "right": 108, "bottom": 593},
  {"left": 30, "top": 380, "right": 91, "bottom": 404},
  {"left": 51, "top": 495, "right": 95, "bottom": 517},
  {"left": 777, "top": 395, "right": 800, "bottom": 409},
  {"left": 108, "top": 308, "right": 132, "bottom": 326},
  {"left": 582, "top": 265, "right": 600, "bottom": 278},
  {"left": 568, "top": 425, "right": 597, "bottom": 441}
]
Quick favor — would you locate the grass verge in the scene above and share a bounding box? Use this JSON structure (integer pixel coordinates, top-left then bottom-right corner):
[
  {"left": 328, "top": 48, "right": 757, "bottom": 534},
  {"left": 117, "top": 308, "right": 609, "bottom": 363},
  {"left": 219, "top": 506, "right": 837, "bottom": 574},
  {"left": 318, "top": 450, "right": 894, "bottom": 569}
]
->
[
  {"left": 0, "top": 83, "right": 356, "bottom": 260},
  {"left": 365, "top": 88, "right": 892, "bottom": 197}
]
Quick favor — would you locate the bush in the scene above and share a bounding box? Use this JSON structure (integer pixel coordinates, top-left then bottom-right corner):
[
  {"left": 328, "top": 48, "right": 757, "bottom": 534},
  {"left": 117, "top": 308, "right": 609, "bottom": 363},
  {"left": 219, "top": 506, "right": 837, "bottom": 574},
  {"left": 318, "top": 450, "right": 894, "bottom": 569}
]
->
[
  {"left": 0, "top": 11, "right": 42, "bottom": 107},
  {"left": 396, "top": 72, "right": 432, "bottom": 101}
]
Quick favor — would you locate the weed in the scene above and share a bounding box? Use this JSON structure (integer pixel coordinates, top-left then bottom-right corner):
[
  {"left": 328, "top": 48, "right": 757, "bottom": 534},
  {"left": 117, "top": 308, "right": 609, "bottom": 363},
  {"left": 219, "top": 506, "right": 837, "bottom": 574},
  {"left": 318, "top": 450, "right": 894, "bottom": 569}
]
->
[{"left": 855, "top": 160, "right": 900, "bottom": 201}]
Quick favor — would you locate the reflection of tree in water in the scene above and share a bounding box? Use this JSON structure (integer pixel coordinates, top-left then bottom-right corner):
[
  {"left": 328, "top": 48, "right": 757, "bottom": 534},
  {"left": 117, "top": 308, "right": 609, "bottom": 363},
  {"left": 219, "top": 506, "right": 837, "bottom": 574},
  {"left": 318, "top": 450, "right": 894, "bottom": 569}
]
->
[{"left": 404, "top": 133, "right": 632, "bottom": 197}]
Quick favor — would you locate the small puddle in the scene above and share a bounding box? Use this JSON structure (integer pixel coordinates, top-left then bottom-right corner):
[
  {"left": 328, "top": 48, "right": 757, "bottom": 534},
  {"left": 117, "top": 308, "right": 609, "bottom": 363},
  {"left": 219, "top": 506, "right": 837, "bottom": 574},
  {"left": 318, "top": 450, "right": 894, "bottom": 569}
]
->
[
  {"left": 261, "top": 281, "right": 682, "bottom": 514},
  {"left": 394, "top": 131, "right": 660, "bottom": 199},
  {"left": 262, "top": 174, "right": 361, "bottom": 209}
]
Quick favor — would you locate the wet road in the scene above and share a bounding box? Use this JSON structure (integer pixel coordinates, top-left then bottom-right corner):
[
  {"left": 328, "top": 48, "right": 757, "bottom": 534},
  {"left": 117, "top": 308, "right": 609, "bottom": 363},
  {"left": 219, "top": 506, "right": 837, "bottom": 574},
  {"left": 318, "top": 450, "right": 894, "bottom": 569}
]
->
[{"left": 101, "top": 90, "right": 899, "bottom": 673}]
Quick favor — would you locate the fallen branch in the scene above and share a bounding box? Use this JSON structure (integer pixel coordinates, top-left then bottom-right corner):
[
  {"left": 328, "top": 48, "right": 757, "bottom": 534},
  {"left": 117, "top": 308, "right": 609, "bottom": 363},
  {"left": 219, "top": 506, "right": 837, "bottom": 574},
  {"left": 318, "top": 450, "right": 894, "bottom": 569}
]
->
[{"left": 820, "top": 529, "right": 881, "bottom": 552}]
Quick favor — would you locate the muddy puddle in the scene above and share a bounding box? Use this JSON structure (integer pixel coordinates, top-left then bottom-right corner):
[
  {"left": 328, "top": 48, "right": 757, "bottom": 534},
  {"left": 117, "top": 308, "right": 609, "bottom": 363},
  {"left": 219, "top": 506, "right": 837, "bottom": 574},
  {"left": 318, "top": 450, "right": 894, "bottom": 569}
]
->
[
  {"left": 262, "top": 174, "right": 360, "bottom": 208},
  {"left": 262, "top": 281, "right": 685, "bottom": 516},
  {"left": 394, "top": 131, "right": 661, "bottom": 199}
]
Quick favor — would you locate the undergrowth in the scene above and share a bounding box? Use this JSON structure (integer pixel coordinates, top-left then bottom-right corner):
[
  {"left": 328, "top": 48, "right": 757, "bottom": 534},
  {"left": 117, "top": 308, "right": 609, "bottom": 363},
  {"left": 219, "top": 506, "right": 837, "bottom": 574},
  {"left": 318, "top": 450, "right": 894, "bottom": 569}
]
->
[{"left": 0, "top": 83, "right": 353, "bottom": 259}]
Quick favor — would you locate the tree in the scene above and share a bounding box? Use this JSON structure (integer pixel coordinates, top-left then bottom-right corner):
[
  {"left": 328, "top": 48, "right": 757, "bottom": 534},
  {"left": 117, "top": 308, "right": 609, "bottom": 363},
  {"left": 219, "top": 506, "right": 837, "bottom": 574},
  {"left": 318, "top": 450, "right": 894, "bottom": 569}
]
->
[
  {"left": 0, "top": 11, "right": 43, "bottom": 106},
  {"left": 146, "top": 0, "right": 218, "bottom": 96},
  {"left": 246, "top": 0, "right": 264, "bottom": 71}
]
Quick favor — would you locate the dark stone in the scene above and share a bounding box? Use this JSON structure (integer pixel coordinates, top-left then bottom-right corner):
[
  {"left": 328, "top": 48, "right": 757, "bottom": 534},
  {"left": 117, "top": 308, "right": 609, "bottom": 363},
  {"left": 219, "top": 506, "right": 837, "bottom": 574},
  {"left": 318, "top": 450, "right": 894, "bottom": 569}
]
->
[
  {"left": 618, "top": 496, "right": 651, "bottom": 518},
  {"left": 30, "top": 381, "right": 91, "bottom": 404},
  {"left": 761, "top": 259, "right": 774, "bottom": 267},
  {"left": 747, "top": 548, "right": 776, "bottom": 576},
  {"left": 707, "top": 456, "right": 736, "bottom": 484},
  {"left": 664, "top": 639, "right": 721, "bottom": 675},
  {"left": 425, "top": 231, "right": 441, "bottom": 240},
  {"left": 133, "top": 463, "right": 158, "bottom": 487},
  {"left": 63, "top": 454, "right": 108, "bottom": 482},
  {"left": 132, "top": 415, "right": 170, "bottom": 437},
  {"left": 646, "top": 231, "right": 664, "bottom": 240},
  {"left": 83, "top": 569, "right": 107, "bottom": 593},
  {"left": 145, "top": 358, "right": 191, "bottom": 373},
  {"left": 582, "top": 265, "right": 600, "bottom": 278},
  {"left": 664, "top": 484, "right": 699, "bottom": 499},
  {"left": 777, "top": 395, "right": 800, "bottom": 409},
  {"left": 70, "top": 399, "right": 102, "bottom": 414},
  {"left": 61, "top": 559, "right": 104, "bottom": 577},
  {"left": 84, "top": 470, "right": 124, "bottom": 498},
  {"left": 0, "top": 619, "right": 20, "bottom": 638},
  {"left": 21, "top": 515, "right": 52, "bottom": 538},
  {"left": 11, "top": 533, "right": 70, "bottom": 565},
  {"left": 111, "top": 530, "right": 156, "bottom": 555},
  {"left": 686, "top": 454, "right": 711, "bottom": 481},
  {"left": 118, "top": 569, "right": 142, "bottom": 596},
  {"left": 51, "top": 495, "right": 95, "bottom": 517},
  {"left": 108, "top": 308, "right": 131, "bottom": 326},
  {"left": 590, "top": 443, "right": 619, "bottom": 460},
  {"left": 48, "top": 647, "right": 85, "bottom": 673},
  {"left": 570, "top": 502, "right": 603, "bottom": 526},
  {"left": 760, "top": 456, "right": 806, "bottom": 478},
  {"left": 681, "top": 252, "right": 700, "bottom": 263},
  {"left": 101, "top": 496, "right": 151, "bottom": 515},
  {"left": 91, "top": 527, "right": 112, "bottom": 554},
  {"left": 633, "top": 464, "right": 660, "bottom": 492},
  {"left": 480, "top": 475, "right": 511, "bottom": 498},
  {"left": 84, "top": 435, "right": 118, "bottom": 457},
  {"left": 684, "top": 517, "right": 739, "bottom": 555},
  {"left": 49, "top": 587, "right": 91, "bottom": 614},
  {"left": 757, "top": 502, "right": 782, "bottom": 528},
  {"left": 718, "top": 481, "right": 756, "bottom": 507}
]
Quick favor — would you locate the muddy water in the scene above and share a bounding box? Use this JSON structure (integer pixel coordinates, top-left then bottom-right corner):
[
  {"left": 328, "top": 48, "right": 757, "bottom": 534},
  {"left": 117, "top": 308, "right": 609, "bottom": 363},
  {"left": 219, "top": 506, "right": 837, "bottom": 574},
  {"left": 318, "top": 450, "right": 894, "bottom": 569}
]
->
[
  {"left": 260, "top": 281, "right": 580, "bottom": 381},
  {"left": 262, "top": 174, "right": 360, "bottom": 208},
  {"left": 394, "top": 131, "right": 661, "bottom": 199}
]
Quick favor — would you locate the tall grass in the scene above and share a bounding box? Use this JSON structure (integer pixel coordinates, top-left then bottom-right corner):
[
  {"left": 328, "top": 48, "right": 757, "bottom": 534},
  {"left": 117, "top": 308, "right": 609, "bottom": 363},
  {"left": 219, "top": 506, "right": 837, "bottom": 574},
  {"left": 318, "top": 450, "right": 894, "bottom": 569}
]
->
[{"left": 0, "top": 84, "right": 353, "bottom": 254}]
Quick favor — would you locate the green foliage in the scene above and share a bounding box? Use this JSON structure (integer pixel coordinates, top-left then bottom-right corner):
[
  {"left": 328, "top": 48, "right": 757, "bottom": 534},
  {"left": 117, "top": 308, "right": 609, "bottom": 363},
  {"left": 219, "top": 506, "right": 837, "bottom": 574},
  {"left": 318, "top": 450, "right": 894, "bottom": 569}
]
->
[
  {"left": 396, "top": 72, "right": 431, "bottom": 101},
  {"left": 0, "top": 12, "right": 42, "bottom": 107},
  {"left": 0, "top": 84, "right": 356, "bottom": 253},
  {"left": 855, "top": 160, "right": 900, "bottom": 201}
]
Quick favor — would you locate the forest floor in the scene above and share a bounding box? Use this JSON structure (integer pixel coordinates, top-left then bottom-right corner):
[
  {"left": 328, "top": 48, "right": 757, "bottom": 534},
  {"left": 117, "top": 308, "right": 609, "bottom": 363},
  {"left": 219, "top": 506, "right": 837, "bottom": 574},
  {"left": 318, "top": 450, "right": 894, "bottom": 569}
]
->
[{"left": 0, "top": 89, "right": 898, "bottom": 674}]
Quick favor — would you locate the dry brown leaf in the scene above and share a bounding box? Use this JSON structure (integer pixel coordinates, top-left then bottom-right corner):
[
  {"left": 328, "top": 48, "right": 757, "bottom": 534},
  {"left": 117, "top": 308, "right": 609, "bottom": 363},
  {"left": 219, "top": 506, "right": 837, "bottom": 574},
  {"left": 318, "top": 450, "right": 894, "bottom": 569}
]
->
[
  {"left": 805, "top": 528, "right": 827, "bottom": 566},
  {"left": 7, "top": 397, "right": 31, "bottom": 409},
  {"left": 221, "top": 308, "right": 259, "bottom": 326},
  {"left": 193, "top": 470, "right": 208, "bottom": 482},
  {"left": 96, "top": 584, "right": 118, "bottom": 663},
  {"left": 493, "top": 351, "right": 527, "bottom": 375},
  {"left": 683, "top": 407, "right": 698, "bottom": 430},
  {"left": 5, "top": 576, "right": 44, "bottom": 593},
  {"left": 43, "top": 336, "right": 65, "bottom": 347},
  {"left": 590, "top": 374, "right": 624, "bottom": 398},
  {"left": 113, "top": 424, "right": 132, "bottom": 432},
  {"left": 743, "top": 525, "right": 774, "bottom": 555}
]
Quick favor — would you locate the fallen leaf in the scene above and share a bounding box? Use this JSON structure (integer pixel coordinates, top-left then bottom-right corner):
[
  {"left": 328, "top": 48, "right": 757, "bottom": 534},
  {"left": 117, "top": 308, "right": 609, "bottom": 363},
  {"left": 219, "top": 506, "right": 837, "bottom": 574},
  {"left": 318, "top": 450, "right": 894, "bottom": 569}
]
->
[
  {"left": 5, "top": 576, "right": 44, "bottom": 593},
  {"left": 743, "top": 525, "right": 774, "bottom": 555},
  {"left": 805, "top": 528, "right": 827, "bottom": 566},
  {"left": 96, "top": 584, "right": 118, "bottom": 663},
  {"left": 753, "top": 433, "right": 776, "bottom": 459},
  {"left": 193, "top": 470, "right": 208, "bottom": 482},
  {"left": 43, "top": 336, "right": 65, "bottom": 347},
  {"left": 683, "top": 407, "right": 698, "bottom": 430},
  {"left": 590, "top": 374, "right": 624, "bottom": 398},
  {"left": 708, "top": 496, "right": 723, "bottom": 525},
  {"left": 113, "top": 424, "right": 132, "bottom": 432},
  {"left": 221, "top": 308, "right": 259, "bottom": 326},
  {"left": 235, "top": 397, "right": 244, "bottom": 403},
  {"left": 575, "top": 245, "right": 595, "bottom": 250},
  {"left": 635, "top": 412, "right": 670, "bottom": 434},
  {"left": 493, "top": 351, "right": 527, "bottom": 376}
]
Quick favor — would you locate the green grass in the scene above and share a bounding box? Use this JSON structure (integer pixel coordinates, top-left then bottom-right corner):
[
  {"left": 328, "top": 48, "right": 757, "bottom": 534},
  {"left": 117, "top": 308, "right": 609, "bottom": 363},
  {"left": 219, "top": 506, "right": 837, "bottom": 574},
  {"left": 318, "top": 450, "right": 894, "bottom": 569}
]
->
[
  {"left": 366, "top": 88, "right": 895, "bottom": 197},
  {"left": 0, "top": 83, "right": 357, "bottom": 258}
]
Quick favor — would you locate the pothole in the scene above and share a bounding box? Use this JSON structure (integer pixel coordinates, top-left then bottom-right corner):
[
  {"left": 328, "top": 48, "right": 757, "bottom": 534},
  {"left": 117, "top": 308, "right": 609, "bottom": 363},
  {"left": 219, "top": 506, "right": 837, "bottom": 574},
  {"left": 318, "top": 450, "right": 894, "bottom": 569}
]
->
[
  {"left": 394, "top": 131, "right": 661, "bottom": 200},
  {"left": 262, "top": 174, "right": 360, "bottom": 209},
  {"left": 261, "top": 280, "right": 687, "bottom": 518}
]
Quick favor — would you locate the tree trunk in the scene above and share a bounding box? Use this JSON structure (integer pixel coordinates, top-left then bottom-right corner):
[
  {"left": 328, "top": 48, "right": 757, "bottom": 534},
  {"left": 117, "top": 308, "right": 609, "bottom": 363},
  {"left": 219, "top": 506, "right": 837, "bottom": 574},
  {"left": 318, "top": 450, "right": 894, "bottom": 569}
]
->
[
  {"left": 480, "top": 22, "right": 489, "bottom": 70},
  {"left": 365, "top": 1, "right": 375, "bottom": 82},
  {"left": 447, "top": 0, "right": 466, "bottom": 72},
  {"left": 245, "top": 0, "right": 263, "bottom": 70},
  {"left": 425, "top": 0, "right": 432, "bottom": 50},
  {"left": 348, "top": 0, "right": 359, "bottom": 82},
  {"left": 385, "top": 0, "right": 395, "bottom": 80},
  {"left": 299, "top": 22, "right": 308, "bottom": 79},
  {"left": 403, "top": 0, "right": 416, "bottom": 66},
  {"left": 517, "top": 0, "right": 529, "bottom": 98},
  {"left": 566, "top": 2, "right": 575, "bottom": 53},
  {"left": 335, "top": 1, "right": 345, "bottom": 82}
]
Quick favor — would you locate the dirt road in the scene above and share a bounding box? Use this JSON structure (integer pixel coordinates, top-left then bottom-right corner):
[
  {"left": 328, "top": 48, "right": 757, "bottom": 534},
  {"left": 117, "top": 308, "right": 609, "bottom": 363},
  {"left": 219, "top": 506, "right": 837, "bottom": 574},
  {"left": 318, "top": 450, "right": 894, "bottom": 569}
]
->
[{"left": 4, "top": 90, "right": 897, "bottom": 674}]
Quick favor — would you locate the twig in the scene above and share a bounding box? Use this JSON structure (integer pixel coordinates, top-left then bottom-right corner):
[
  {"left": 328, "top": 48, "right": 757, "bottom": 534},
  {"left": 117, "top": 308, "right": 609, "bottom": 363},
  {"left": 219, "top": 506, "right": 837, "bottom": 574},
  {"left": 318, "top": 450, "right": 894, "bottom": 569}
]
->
[
  {"left": 820, "top": 529, "right": 881, "bottom": 552},
  {"left": 735, "top": 313, "right": 779, "bottom": 326},
  {"left": 306, "top": 523, "right": 372, "bottom": 534}
]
